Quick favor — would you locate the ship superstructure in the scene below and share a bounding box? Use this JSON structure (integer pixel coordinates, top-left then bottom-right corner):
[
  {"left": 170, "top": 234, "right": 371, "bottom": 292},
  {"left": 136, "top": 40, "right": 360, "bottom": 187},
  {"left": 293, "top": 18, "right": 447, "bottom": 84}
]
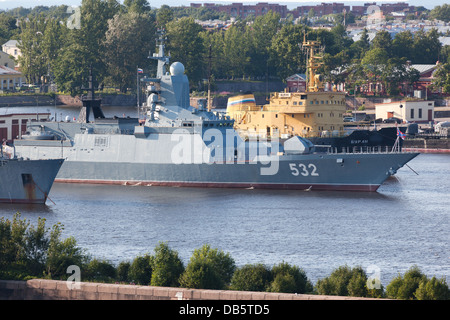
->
[
  {"left": 13, "top": 31, "right": 418, "bottom": 192},
  {"left": 227, "top": 36, "right": 347, "bottom": 140}
]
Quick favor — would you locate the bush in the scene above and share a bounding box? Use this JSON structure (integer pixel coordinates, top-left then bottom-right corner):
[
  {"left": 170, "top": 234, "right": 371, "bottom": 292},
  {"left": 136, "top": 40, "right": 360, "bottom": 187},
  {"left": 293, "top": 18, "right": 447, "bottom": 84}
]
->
[
  {"left": 386, "top": 266, "right": 426, "bottom": 300},
  {"left": 179, "top": 244, "right": 235, "bottom": 290},
  {"left": 128, "top": 254, "right": 153, "bottom": 285},
  {"left": 269, "top": 262, "right": 313, "bottom": 294},
  {"left": 0, "top": 214, "right": 88, "bottom": 280},
  {"left": 230, "top": 264, "right": 272, "bottom": 292},
  {"left": 415, "top": 277, "right": 449, "bottom": 300},
  {"left": 84, "top": 259, "right": 117, "bottom": 283},
  {"left": 117, "top": 261, "right": 131, "bottom": 283},
  {"left": 315, "top": 265, "right": 382, "bottom": 298},
  {"left": 386, "top": 266, "right": 449, "bottom": 300},
  {"left": 150, "top": 242, "right": 184, "bottom": 287}
]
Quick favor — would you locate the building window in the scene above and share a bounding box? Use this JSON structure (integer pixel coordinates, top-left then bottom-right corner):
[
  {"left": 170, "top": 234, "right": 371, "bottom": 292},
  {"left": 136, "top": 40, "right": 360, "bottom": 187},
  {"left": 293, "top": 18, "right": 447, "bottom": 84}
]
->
[
  {"left": 410, "top": 109, "right": 414, "bottom": 119},
  {"left": 418, "top": 108, "right": 422, "bottom": 118}
]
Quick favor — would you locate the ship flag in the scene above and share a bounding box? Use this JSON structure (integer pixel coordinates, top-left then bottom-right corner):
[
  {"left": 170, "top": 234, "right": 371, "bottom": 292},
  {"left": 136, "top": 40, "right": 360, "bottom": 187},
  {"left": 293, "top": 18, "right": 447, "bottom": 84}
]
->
[
  {"left": 397, "top": 127, "right": 406, "bottom": 140},
  {"left": 137, "top": 68, "right": 143, "bottom": 73}
]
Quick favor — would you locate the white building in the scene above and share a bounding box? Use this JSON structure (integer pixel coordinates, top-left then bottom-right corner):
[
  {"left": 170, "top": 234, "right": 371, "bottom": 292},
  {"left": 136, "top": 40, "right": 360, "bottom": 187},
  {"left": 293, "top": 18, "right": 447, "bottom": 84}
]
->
[
  {"left": 0, "top": 65, "right": 23, "bottom": 90},
  {"left": 375, "top": 100, "right": 435, "bottom": 123},
  {"left": 2, "top": 40, "right": 21, "bottom": 65}
]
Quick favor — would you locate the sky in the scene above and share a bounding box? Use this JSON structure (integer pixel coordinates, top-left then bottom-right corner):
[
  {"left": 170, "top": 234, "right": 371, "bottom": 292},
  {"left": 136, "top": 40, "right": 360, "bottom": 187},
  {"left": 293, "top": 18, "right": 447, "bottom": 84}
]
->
[{"left": 0, "top": 0, "right": 446, "bottom": 11}]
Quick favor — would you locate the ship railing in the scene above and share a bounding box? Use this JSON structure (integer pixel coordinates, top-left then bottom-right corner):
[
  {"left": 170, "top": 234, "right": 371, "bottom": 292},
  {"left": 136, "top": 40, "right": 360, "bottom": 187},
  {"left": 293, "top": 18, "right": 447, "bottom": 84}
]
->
[{"left": 325, "top": 145, "right": 406, "bottom": 154}]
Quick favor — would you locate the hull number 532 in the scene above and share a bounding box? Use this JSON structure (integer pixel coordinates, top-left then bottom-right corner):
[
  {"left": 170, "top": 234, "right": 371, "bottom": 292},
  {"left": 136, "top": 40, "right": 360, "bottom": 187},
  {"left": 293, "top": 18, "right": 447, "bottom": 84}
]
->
[{"left": 289, "top": 163, "right": 319, "bottom": 177}]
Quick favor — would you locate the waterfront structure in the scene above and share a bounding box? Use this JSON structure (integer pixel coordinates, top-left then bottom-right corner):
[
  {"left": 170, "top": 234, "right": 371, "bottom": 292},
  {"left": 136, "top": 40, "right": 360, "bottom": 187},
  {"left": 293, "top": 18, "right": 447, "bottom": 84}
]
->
[
  {"left": 375, "top": 100, "right": 435, "bottom": 123},
  {"left": 0, "top": 65, "right": 23, "bottom": 91},
  {"left": 0, "top": 113, "right": 50, "bottom": 142}
]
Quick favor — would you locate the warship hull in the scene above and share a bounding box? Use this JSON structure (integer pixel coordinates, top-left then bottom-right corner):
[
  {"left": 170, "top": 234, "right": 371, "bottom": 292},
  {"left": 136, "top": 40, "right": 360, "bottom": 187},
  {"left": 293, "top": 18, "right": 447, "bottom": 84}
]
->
[
  {"left": 0, "top": 158, "right": 63, "bottom": 204},
  {"left": 14, "top": 132, "right": 418, "bottom": 192}
]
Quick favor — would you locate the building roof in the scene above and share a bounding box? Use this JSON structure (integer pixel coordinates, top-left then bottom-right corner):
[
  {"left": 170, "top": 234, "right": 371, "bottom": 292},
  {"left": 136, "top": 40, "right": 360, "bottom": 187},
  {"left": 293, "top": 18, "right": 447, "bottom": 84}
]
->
[
  {"left": 0, "top": 65, "right": 21, "bottom": 75},
  {"left": 287, "top": 74, "right": 306, "bottom": 81},
  {"left": 409, "top": 64, "right": 437, "bottom": 75},
  {"left": 439, "top": 36, "right": 450, "bottom": 47},
  {"left": 2, "top": 40, "right": 20, "bottom": 48}
]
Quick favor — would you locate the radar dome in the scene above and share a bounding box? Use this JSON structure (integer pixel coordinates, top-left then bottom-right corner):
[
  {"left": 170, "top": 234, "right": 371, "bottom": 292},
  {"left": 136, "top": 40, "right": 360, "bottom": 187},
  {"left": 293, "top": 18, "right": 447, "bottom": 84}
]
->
[{"left": 170, "top": 62, "right": 185, "bottom": 76}]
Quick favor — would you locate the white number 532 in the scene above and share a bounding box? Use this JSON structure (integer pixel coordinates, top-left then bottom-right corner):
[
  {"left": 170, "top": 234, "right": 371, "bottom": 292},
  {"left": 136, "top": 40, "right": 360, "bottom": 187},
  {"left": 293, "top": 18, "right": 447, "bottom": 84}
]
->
[{"left": 289, "top": 163, "right": 319, "bottom": 176}]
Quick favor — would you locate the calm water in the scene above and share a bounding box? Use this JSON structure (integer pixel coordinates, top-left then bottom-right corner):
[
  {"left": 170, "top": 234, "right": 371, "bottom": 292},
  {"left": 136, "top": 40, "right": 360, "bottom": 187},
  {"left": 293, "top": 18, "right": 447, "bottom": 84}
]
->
[{"left": 1, "top": 149, "right": 449, "bottom": 286}]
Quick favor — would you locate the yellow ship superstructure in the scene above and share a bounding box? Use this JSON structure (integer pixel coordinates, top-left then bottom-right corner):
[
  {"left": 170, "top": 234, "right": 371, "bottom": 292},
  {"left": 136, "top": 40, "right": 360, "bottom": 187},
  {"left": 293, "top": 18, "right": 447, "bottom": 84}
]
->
[{"left": 226, "top": 37, "right": 347, "bottom": 139}]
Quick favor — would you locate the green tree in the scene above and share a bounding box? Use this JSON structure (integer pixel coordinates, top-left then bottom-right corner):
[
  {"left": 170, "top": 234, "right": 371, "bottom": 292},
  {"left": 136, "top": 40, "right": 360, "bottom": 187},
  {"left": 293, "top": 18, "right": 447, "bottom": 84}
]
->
[
  {"left": 386, "top": 266, "right": 427, "bottom": 300},
  {"left": 84, "top": 259, "right": 117, "bottom": 283},
  {"left": 415, "top": 276, "right": 449, "bottom": 300},
  {"left": 349, "top": 28, "right": 370, "bottom": 59},
  {"left": 371, "top": 30, "right": 392, "bottom": 56},
  {"left": 315, "top": 265, "right": 382, "bottom": 297},
  {"left": 53, "top": 0, "right": 120, "bottom": 95},
  {"left": 117, "top": 261, "right": 131, "bottom": 282},
  {"left": 432, "top": 62, "right": 450, "bottom": 94},
  {"left": 123, "top": 0, "right": 151, "bottom": 14},
  {"left": 230, "top": 263, "right": 272, "bottom": 292},
  {"left": 269, "top": 262, "right": 313, "bottom": 294},
  {"left": 270, "top": 24, "right": 306, "bottom": 81},
  {"left": 45, "top": 222, "right": 88, "bottom": 279},
  {"left": 104, "top": 11, "right": 156, "bottom": 92},
  {"left": 156, "top": 5, "right": 174, "bottom": 28},
  {"left": 246, "top": 10, "right": 281, "bottom": 78},
  {"left": 17, "top": 14, "right": 47, "bottom": 85},
  {"left": 361, "top": 47, "right": 389, "bottom": 94},
  {"left": 392, "top": 30, "right": 414, "bottom": 60},
  {"left": 222, "top": 24, "right": 250, "bottom": 79},
  {"left": 179, "top": 244, "right": 235, "bottom": 290},
  {"left": 150, "top": 242, "right": 184, "bottom": 287},
  {"left": 429, "top": 4, "right": 450, "bottom": 22},
  {"left": 1, "top": 214, "right": 88, "bottom": 280},
  {"left": 166, "top": 17, "right": 205, "bottom": 86},
  {"left": 412, "top": 29, "right": 441, "bottom": 64},
  {"left": 128, "top": 253, "right": 153, "bottom": 285}
]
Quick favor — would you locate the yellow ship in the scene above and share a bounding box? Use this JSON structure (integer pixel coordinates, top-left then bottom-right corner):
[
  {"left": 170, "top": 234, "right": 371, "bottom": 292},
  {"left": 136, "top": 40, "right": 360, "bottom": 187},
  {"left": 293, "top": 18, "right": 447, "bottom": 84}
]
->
[{"left": 226, "top": 37, "right": 347, "bottom": 139}]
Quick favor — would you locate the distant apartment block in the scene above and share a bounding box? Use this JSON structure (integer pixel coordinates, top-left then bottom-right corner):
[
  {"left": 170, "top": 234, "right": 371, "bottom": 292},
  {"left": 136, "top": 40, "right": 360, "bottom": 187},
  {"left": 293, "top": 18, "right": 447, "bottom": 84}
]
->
[
  {"left": 191, "top": 2, "right": 288, "bottom": 18},
  {"left": 291, "top": 2, "right": 350, "bottom": 19},
  {"left": 192, "top": 2, "right": 417, "bottom": 19}
]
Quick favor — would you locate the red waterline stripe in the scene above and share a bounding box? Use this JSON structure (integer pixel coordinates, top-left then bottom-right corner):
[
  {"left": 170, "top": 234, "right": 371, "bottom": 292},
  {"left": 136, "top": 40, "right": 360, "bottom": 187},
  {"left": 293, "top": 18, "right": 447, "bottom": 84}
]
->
[{"left": 55, "top": 179, "right": 379, "bottom": 192}]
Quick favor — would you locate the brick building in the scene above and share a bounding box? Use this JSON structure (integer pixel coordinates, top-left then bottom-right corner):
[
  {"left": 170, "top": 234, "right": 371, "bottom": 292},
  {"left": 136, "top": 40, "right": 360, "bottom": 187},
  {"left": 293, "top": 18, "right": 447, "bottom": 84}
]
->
[
  {"left": 291, "top": 2, "right": 350, "bottom": 18},
  {"left": 191, "top": 2, "right": 287, "bottom": 18}
]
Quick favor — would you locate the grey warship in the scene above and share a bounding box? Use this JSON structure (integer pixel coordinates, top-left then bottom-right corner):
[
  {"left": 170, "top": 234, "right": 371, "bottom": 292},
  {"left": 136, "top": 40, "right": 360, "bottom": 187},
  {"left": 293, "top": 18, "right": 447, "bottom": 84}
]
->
[
  {"left": 1, "top": 145, "right": 63, "bottom": 204},
  {"left": 14, "top": 32, "right": 419, "bottom": 192}
]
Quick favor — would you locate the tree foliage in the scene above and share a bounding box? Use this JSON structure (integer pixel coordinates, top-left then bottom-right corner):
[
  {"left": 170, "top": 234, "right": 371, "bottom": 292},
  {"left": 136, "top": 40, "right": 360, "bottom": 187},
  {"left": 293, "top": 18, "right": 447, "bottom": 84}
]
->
[
  {"left": 179, "top": 244, "right": 235, "bottom": 290},
  {"left": 104, "top": 11, "right": 155, "bottom": 92}
]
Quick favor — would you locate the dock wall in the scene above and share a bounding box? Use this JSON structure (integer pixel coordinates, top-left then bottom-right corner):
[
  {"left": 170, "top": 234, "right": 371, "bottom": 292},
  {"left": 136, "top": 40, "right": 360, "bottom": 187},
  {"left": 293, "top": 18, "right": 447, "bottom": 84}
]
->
[{"left": 0, "top": 279, "right": 378, "bottom": 300}]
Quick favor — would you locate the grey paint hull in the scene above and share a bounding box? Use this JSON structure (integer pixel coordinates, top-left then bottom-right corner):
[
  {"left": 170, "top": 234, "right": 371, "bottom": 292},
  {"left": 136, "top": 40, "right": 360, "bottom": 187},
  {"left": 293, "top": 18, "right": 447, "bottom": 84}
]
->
[
  {"left": 0, "top": 158, "right": 64, "bottom": 204},
  {"left": 51, "top": 152, "right": 418, "bottom": 192}
]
